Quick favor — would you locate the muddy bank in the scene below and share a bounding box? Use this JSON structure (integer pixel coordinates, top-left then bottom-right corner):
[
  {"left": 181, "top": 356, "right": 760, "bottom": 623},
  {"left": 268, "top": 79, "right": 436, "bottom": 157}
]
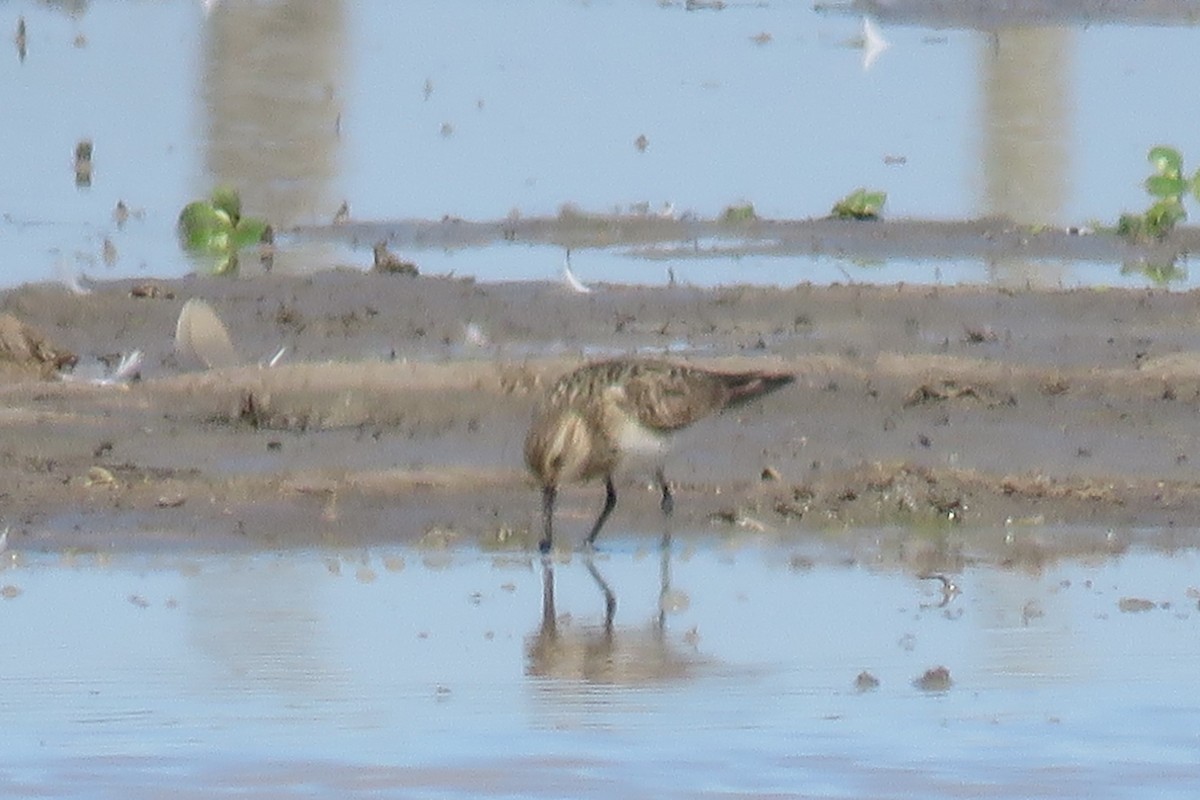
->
[
  {"left": 3, "top": 273, "right": 1200, "bottom": 556},
  {"left": 292, "top": 213, "right": 1200, "bottom": 270},
  {"left": 831, "top": 0, "right": 1200, "bottom": 28}
]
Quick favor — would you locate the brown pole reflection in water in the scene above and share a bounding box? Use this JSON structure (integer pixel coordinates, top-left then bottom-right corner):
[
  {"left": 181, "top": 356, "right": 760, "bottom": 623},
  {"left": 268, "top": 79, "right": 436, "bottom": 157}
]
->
[
  {"left": 201, "top": 2, "right": 346, "bottom": 273},
  {"left": 526, "top": 543, "right": 707, "bottom": 689},
  {"left": 979, "top": 27, "right": 1073, "bottom": 286}
]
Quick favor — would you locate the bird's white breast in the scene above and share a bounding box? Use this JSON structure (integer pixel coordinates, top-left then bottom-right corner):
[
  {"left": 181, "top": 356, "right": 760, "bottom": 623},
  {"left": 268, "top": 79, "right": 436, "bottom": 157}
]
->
[{"left": 615, "top": 413, "right": 670, "bottom": 455}]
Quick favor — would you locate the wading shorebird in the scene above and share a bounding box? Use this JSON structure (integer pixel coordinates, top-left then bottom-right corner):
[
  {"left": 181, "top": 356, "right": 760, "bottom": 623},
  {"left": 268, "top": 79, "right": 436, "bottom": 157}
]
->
[{"left": 524, "top": 359, "right": 794, "bottom": 553}]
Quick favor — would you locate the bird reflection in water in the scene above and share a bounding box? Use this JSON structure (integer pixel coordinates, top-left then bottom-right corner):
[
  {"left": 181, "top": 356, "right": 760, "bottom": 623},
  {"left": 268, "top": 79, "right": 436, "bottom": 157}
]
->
[{"left": 525, "top": 538, "right": 708, "bottom": 688}]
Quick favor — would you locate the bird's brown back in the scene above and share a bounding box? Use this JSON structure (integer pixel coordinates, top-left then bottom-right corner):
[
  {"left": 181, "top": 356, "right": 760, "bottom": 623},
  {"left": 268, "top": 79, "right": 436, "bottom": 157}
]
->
[
  {"left": 615, "top": 361, "right": 793, "bottom": 431},
  {"left": 524, "top": 359, "right": 794, "bottom": 486}
]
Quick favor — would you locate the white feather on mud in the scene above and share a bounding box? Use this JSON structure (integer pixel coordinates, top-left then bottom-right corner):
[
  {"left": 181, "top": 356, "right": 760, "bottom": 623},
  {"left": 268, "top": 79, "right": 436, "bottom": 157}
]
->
[
  {"left": 98, "top": 350, "right": 142, "bottom": 385},
  {"left": 174, "top": 299, "right": 287, "bottom": 370},
  {"left": 59, "top": 350, "right": 143, "bottom": 386},
  {"left": 860, "top": 16, "right": 889, "bottom": 71},
  {"left": 174, "top": 298, "right": 239, "bottom": 369},
  {"left": 264, "top": 346, "right": 288, "bottom": 367},
  {"left": 562, "top": 257, "right": 592, "bottom": 294},
  {"left": 54, "top": 259, "right": 91, "bottom": 296}
]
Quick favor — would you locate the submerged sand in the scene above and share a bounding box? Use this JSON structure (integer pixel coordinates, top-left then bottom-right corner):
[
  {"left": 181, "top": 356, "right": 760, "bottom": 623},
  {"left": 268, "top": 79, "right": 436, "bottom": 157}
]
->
[{"left": 3, "top": 273, "right": 1200, "bottom": 557}]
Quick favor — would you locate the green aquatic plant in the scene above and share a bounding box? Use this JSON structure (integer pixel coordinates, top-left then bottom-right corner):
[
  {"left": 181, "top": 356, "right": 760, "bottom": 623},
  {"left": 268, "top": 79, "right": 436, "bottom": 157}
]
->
[
  {"left": 1120, "top": 258, "right": 1188, "bottom": 286},
  {"left": 831, "top": 188, "right": 886, "bottom": 220},
  {"left": 1116, "top": 146, "right": 1200, "bottom": 243},
  {"left": 1116, "top": 201, "right": 1185, "bottom": 242},
  {"left": 177, "top": 187, "right": 271, "bottom": 274},
  {"left": 720, "top": 202, "right": 757, "bottom": 223}
]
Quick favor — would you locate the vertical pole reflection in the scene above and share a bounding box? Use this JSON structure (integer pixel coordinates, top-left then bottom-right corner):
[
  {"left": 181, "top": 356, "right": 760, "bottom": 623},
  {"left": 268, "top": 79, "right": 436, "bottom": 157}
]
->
[
  {"left": 200, "top": 1, "right": 347, "bottom": 273},
  {"left": 979, "top": 28, "right": 1074, "bottom": 286}
]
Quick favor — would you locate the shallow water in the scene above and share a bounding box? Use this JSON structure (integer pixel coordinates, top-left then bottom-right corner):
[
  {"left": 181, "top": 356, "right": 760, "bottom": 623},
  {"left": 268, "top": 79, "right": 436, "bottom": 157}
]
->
[
  {"left": 3, "top": 536, "right": 1199, "bottom": 798},
  {"left": 5, "top": 1, "right": 1200, "bottom": 288}
]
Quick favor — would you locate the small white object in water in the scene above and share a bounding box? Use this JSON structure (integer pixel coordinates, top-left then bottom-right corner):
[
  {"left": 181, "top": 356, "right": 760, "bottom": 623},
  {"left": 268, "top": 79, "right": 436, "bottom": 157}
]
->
[
  {"left": 562, "top": 257, "right": 592, "bottom": 294},
  {"left": 464, "top": 323, "right": 490, "bottom": 348},
  {"left": 60, "top": 350, "right": 144, "bottom": 386},
  {"left": 861, "top": 16, "right": 890, "bottom": 71},
  {"left": 264, "top": 346, "right": 288, "bottom": 368},
  {"left": 107, "top": 350, "right": 143, "bottom": 383},
  {"left": 0, "top": 527, "right": 8, "bottom": 555},
  {"left": 54, "top": 259, "right": 91, "bottom": 296}
]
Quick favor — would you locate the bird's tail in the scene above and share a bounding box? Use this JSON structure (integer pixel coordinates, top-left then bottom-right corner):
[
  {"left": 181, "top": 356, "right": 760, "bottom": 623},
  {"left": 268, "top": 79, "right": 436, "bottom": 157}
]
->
[{"left": 722, "top": 370, "right": 795, "bottom": 409}]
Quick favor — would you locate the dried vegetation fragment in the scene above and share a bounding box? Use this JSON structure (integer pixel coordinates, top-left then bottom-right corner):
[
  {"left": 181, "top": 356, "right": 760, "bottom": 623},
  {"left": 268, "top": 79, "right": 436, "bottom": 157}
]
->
[
  {"left": 1117, "top": 597, "right": 1157, "bottom": 613},
  {"left": 914, "top": 666, "right": 953, "bottom": 692},
  {"left": 0, "top": 314, "right": 76, "bottom": 380},
  {"left": 372, "top": 241, "right": 419, "bottom": 276},
  {"left": 776, "top": 463, "right": 970, "bottom": 527},
  {"left": 759, "top": 459, "right": 1200, "bottom": 535},
  {"left": 903, "top": 380, "right": 1016, "bottom": 408}
]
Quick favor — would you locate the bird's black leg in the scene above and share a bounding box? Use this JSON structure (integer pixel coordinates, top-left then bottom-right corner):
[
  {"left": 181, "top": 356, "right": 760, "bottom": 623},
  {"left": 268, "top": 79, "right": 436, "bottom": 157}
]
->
[
  {"left": 584, "top": 475, "right": 618, "bottom": 549},
  {"left": 539, "top": 484, "right": 557, "bottom": 554},
  {"left": 656, "top": 467, "right": 674, "bottom": 549},
  {"left": 656, "top": 467, "right": 674, "bottom": 517}
]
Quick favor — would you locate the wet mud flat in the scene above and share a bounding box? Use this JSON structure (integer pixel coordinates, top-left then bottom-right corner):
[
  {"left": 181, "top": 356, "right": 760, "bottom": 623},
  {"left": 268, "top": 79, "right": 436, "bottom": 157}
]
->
[
  {"left": 4, "top": 272, "right": 1200, "bottom": 555},
  {"left": 296, "top": 213, "right": 1200, "bottom": 270},
  {"left": 833, "top": 0, "right": 1200, "bottom": 28}
]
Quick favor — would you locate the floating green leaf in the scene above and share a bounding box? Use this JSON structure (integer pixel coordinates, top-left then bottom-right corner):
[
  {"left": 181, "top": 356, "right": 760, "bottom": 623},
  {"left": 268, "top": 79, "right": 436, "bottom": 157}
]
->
[
  {"left": 1145, "top": 174, "right": 1189, "bottom": 199},
  {"left": 231, "top": 217, "right": 270, "bottom": 249},
  {"left": 1148, "top": 146, "right": 1183, "bottom": 178},
  {"left": 210, "top": 186, "right": 243, "bottom": 223},
  {"left": 176, "top": 187, "right": 270, "bottom": 275},
  {"left": 177, "top": 200, "right": 233, "bottom": 253},
  {"left": 831, "top": 188, "right": 887, "bottom": 220},
  {"left": 212, "top": 252, "right": 238, "bottom": 276}
]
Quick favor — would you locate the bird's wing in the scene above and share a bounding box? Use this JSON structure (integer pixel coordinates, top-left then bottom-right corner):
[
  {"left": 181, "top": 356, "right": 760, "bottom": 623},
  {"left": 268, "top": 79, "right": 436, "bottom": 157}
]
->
[{"left": 619, "top": 366, "right": 727, "bottom": 431}]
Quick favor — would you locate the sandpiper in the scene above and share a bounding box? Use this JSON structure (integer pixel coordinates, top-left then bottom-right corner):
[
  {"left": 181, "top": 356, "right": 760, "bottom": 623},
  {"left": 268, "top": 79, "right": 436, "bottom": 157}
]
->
[{"left": 524, "top": 358, "right": 794, "bottom": 553}]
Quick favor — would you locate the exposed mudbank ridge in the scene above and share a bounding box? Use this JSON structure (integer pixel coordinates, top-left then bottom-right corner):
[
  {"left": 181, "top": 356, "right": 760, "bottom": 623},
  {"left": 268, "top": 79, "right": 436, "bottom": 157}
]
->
[
  {"left": 293, "top": 213, "right": 1200, "bottom": 268},
  {"left": 3, "top": 274, "right": 1200, "bottom": 554}
]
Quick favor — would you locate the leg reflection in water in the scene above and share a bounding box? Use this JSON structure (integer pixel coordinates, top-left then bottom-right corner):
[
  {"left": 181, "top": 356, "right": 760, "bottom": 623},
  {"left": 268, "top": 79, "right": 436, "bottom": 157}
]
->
[{"left": 525, "top": 535, "right": 705, "bottom": 686}]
